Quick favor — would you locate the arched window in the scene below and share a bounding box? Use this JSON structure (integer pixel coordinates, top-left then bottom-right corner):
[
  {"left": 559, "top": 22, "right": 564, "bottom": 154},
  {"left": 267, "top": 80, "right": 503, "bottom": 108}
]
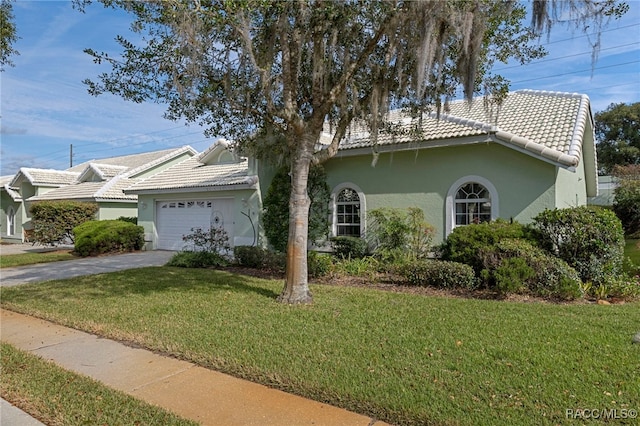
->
[
  {"left": 445, "top": 176, "right": 498, "bottom": 237},
  {"left": 7, "top": 206, "right": 15, "bottom": 236},
  {"left": 332, "top": 184, "right": 365, "bottom": 238},
  {"left": 455, "top": 182, "right": 491, "bottom": 226}
]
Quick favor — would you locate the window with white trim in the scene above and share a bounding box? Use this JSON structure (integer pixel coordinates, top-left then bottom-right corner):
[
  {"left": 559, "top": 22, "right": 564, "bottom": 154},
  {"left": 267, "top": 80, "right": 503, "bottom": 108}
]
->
[
  {"left": 335, "top": 188, "right": 362, "bottom": 237},
  {"left": 7, "top": 206, "right": 15, "bottom": 236},
  {"left": 454, "top": 182, "right": 492, "bottom": 226}
]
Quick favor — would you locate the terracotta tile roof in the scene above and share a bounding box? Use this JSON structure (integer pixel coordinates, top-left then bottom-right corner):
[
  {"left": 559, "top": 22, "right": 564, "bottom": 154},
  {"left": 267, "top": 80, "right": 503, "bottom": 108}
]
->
[
  {"left": 336, "top": 90, "right": 593, "bottom": 168},
  {"left": 125, "top": 155, "right": 257, "bottom": 193}
]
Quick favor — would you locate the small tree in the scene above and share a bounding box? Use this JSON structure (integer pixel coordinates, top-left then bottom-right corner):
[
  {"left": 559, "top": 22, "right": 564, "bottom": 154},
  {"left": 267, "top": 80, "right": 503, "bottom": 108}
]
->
[{"left": 30, "top": 201, "right": 98, "bottom": 245}]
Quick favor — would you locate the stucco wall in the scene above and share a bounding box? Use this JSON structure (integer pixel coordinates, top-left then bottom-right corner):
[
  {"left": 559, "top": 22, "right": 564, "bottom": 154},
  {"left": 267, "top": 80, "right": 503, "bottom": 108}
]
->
[
  {"left": 97, "top": 202, "right": 138, "bottom": 220},
  {"left": 136, "top": 189, "right": 261, "bottom": 250},
  {"left": 554, "top": 154, "right": 588, "bottom": 208},
  {"left": 323, "top": 142, "right": 563, "bottom": 242}
]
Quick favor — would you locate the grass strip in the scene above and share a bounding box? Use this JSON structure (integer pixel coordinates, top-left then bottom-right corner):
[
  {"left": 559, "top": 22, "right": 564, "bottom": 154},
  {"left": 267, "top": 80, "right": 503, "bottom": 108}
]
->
[
  {"left": 0, "top": 251, "right": 76, "bottom": 268},
  {"left": 2, "top": 267, "right": 639, "bottom": 425},
  {"left": 0, "top": 343, "right": 196, "bottom": 426}
]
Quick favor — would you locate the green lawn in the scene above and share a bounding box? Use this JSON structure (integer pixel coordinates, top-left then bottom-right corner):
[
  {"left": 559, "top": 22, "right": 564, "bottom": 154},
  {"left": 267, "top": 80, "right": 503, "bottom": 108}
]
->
[
  {"left": 0, "top": 250, "right": 76, "bottom": 268},
  {"left": 0, "top": 343, "right": 197, "bottom": 426},
  {"left": 2, "top": 267, "right": 639, "bottom": 425}
]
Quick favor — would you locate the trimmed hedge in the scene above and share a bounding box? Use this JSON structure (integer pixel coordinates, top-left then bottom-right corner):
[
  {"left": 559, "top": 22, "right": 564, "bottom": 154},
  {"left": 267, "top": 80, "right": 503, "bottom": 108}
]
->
[
  {"left": 233, "top": 245, "right": 286, "bottom": 274},
  {"left": 479, "top": 239, "right": 582, "bottom": 300},
  {"left": 73, "top": 220, "right": 144, "bottom": 257},
  {"left": 330, "top": 236, "right": 368, "bottom": 259},
  {"left": 439, "top": 219, "right": 531, "bottom": 274},
  {"left": 398, "top": 260, "right": 476, "bottom": 289},
  {"left": 30, "top": 201, "right": 98, "bottom": 245},
  {"left": 532, "top": 206, "right": 625, "bottom": 285}
]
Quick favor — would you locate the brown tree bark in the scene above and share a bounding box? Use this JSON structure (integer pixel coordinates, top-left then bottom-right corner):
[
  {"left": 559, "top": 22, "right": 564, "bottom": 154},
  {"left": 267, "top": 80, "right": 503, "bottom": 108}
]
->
[{"left": 278, "top": 139, "right": 314, "bottom": 304}]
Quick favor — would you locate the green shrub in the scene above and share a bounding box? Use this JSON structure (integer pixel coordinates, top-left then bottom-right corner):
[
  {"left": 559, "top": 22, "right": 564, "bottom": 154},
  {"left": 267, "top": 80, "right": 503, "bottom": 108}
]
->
[
  {"left": 330, "top": 236, "right": 368, "bottom": 259},
  {"left": 333, "top": 256, "right": 380, "bottom": 280},
  {"left": 491, "top": 257, "right": 535, "bottom": 295},
  {"left": 262, "top": 165, "right": 330, "bottom": 252},
  {"left": 605, "top": 275, "right": 640, "bottom": 300},
  {"left": 30, "top": 201, "right": 98, "bottom": 245},
  {"left": 479, "top": 239, "right": 581, "bottom": 300},
  {"left": 532, "top": 206, "right": 625, "bottom": 285},
  {"left": 234, "top": 246, "right": 267, "bottom": 268},
  {"left": 308, "top": 251, "right": 333, "bottom": 278},
  {"left": 167, "top": 251, "right": 228, "bottom": 268},
  {"left": 233, "top": 245, "right": 286, "bottom": 273},
  {"left": 262, "top": 250, "right": 286, "bottom": 273},
  {"left": 73, "top": 220, "right": 144, "bottom": 257},
  {"left": 398, "top": 260, "right": 476, "bottom": 289},
  {"left": 439, "top": 219, "right": 530, "bottom": 274},
  {"left": 367, "top": 207, "right": 435, "bottom": 263},
  {"left": 116, "top": 216, "right": 138, "bottom": 225}
]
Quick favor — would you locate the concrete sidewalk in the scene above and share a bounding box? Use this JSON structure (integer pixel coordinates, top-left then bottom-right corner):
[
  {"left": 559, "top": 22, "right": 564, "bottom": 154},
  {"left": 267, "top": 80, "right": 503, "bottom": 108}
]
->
[
  {"left": 0, "top": 247, "right": 388, "bottom": 425},
  {"left": 1, "top": 310, "right": 386, "bottom": 426}
]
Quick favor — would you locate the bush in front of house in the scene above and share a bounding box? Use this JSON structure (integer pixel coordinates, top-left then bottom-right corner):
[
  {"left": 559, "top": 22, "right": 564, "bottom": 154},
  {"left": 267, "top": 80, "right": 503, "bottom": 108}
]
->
[
  {"left": 439, "top": 219, "right": 532, "bottom": 274},
  {"left": 479, "top": 239, "right": 582, "bottom": 300},
  {"left": 234, "top": 245, "right": 267, "bottom": 268},
  {"left": 73, "top": 220, "right": 144, "bottom": 257},
  {"left": 116, "top": 216, "right": 138, "bottom": 225},
  {"left": 308, "top": 250, "right": 333, "bottom": 278},
  {"left": 330, "top": 236, "right": 368, "bottom": 259},
  {"left": 398, "top": 259, "right": 477, "bottom": 289},
  {"left": 531, "top": 206, "right": 625, "bottom": 285},
  {"left": 30, "top": 201, "right": 98, "bottom": 245},
  {"left": 166, "top": 251, "right": 229, "bottom": 268},
  {"left": 367, "top": 207, "right": 435, "bottom": 264},
  {"left": 233, "top": 245, "right": 286, "bottom": 274}
]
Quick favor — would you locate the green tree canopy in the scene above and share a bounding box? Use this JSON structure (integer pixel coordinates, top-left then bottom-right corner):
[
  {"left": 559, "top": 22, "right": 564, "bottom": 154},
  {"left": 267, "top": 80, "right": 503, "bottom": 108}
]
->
[
  {"left": 77, "top": 0, "right": 626, "bottom": 304},
  {"left": 0, "top": 0, "right": 19, "bottom": 70},
  {"left": 595, "top": 102, "right": 640, "bottom": 175}
]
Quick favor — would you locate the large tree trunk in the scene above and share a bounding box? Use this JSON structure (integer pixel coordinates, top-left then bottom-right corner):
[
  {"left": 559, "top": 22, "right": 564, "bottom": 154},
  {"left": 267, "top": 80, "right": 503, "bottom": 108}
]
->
[{"left": 278, "top": 141, "right": 314, "bottom": 304}]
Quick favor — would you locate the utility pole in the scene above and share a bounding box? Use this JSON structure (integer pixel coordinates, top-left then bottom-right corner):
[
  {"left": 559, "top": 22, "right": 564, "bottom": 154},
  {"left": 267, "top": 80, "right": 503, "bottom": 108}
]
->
[{"left": 70, "top": 144, "right": 73, "bottom": 168}]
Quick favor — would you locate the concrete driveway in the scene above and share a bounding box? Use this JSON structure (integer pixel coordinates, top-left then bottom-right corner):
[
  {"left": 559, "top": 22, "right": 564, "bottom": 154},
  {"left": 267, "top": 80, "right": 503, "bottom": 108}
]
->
[{"left": 0, "top": 248, "right": 175, "bottom": 287}]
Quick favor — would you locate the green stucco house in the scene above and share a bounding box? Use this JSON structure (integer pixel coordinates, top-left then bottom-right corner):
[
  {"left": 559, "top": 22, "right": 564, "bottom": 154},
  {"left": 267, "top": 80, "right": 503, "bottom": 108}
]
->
[{"left": 124, "top": 89, "right": 598, "bottom": 251}]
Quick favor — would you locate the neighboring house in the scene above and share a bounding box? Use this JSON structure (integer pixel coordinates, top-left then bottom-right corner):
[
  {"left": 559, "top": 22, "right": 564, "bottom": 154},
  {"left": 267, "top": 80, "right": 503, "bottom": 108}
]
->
[
  {"left": 126, "top": 89, "right": 598, "bottom": 251},
  {"left": 588, "top": 175, "right": 616, "bottom": 207},
  {"left": 1, "top": 168, "right": 80, "bottom": 243},
  {"left": 0, "top": 146, "right": 196, "bottom": 243}
]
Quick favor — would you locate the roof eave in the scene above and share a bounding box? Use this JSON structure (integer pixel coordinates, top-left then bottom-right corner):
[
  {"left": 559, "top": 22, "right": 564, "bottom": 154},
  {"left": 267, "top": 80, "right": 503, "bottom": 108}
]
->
[
  {"left": 125, "top": 178, "right": 259, "bottom": 195},
  {"left": 334, "top": 134, "right": 494, "bottom": 158}
]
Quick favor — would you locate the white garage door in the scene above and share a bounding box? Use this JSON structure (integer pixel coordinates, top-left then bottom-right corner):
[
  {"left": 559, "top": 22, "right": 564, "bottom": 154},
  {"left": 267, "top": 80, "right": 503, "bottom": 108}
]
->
[{"left": 156, "top": 199, "right": 234, "bottom": 251}]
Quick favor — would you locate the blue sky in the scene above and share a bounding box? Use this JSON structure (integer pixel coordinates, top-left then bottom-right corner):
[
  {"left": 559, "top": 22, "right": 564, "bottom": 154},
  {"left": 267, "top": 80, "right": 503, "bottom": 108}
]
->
[{"left": 1, "top": 0, "right": 639, "bottom": 175}]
